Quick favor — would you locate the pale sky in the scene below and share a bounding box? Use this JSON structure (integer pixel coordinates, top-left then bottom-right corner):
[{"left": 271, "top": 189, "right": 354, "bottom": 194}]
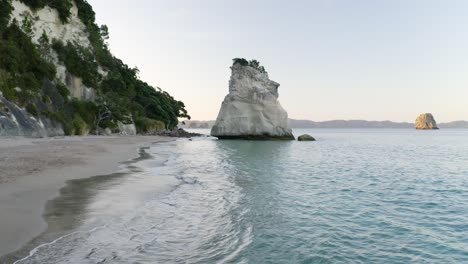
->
[{"left": 88, "top": 0, "right": 468, "bottom": 122}]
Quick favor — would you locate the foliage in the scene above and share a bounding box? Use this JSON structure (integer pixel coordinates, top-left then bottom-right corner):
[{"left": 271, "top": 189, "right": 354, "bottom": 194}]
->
[
  {"left": 74, "top": 0, "right": 95, "bottom": 26},
  {"left": 92, "top": 98, "right": 112, "bottom": 134},
  {"left": 232, "top": 58, "right": 267, "bottom": 73},
  {"left": 0, "top": 0, "right": 12, "bottom": 33},
  {"left": 38, "top": 30, "right": 53, "bottom": 61},
  {"left": 26, "top": 103, "right": 39, "bottom": 117},
  {"left": 2, "top": 0, "right": 190, "bottom": 133},
  {"left": 52, "top": 40, "right": 100, "bottom": 87},
  {"left": 55, "top": 81, "right": 70, "bottom": 99},
  {"left": 20, "top": 16, "right": 34, "bottom": 37},
  {"left": 248, "top": 59, "right": 260, "bottom": 69},
  {"left": 232, "top": 58, "right": 249, "bottom": 66},
  {"left": 70, "top": 99, "right": 97, "bottom": 128},
  {"left": 63, "top": 121, "right": 75, "bottom": 135},
  {"left": 0, "top": 69, "right": 16, "bottom": 101},
  {"left": 72, "top": 0, "right": 191, "bottom": 130},
  {"left": 20, "top": 0, "right": 72, "bottom": 23},
  {"left": 51, "top": 99, "right": 96, "bottom": 136},
  {"left": 99, "top": 25, "right": 109, "bottom": 46},
  {"left": 72, "top": 115, "right": 88, "bottom": 135},
  {"left": 0, "top": 22, "right": 56, "bottom": 105},
  {"left": 135, "top": 117, "right": 165, "bottom": 134},
  {"left": 48, "top": 109, "right": 68, "bottom": 123}
]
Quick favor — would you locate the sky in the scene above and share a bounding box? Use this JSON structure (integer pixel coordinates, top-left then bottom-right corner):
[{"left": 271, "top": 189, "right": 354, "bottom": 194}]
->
[{"left": 88, "top": 0, "right": 468, "bottom": 122}]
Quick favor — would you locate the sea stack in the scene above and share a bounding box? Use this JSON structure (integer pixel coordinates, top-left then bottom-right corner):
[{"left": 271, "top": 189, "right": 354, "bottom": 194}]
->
[
  {"left": 415, "top": 113, "right": 439, "bottom": 130},
  {"left": 211, "top": 59, "right": 294, "bottom": 140}
]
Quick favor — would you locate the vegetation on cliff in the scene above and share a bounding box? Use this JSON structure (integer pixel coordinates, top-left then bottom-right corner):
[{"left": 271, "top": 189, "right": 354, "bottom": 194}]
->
[
  {"left": 0, "top": 22, "right": 56, "bottom": 103},
  {"left": 0, "top": 0, "right": 190, "bottom": 135},
  {"left": 232, "top": 58, "right": 267, "bottom": 73},
  {"left": 19, "top": 0, "right": 72, "bottom": 22}
]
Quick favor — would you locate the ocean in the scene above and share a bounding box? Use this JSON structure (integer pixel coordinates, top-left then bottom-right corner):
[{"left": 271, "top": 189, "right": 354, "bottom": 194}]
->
[{"left": 8, "top": 129, "right": 468, "bottom": 263}]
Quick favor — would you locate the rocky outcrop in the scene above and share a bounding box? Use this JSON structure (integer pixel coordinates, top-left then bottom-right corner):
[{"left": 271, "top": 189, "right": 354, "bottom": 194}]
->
[
  {"left": 0, "top": 96, "right": 63, "bottom": 137},
  {"left": 145, "top": 128, "right": 203, "bottom": 138},
  {"left": 65, "top": 73, "right": 96, "bottom": 101},
  {"left": 298, "top": 134, "right": 315, "bottom": 141},
  {"left": 118, "top": 122, "right": 137, "bottom": 136},
  {"left": 211, "top": 62, "right": 294, "bottom": 140},
  {"left": 415, "top": 113, "right": 438, "bottom": 130}
]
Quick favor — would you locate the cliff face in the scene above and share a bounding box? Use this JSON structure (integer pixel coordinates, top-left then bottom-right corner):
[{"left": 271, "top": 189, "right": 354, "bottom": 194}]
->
[
  {"left": 0, "top": 0, "right": 189, "bottom": 137},
  {"left": 211, "top": 63, "right": 294, "bottom": 140},
  {"left": 415, "top": 113, "right": 438, "bottom": 130},
  {"left": 0, "top": 93, "right": 63, "bottom": 137},
  {"left": 0, "top": 1, "right": 93, "bottom": 137},
  {"left": 11, "top": 0, "right": 98, "bottom": 101}
]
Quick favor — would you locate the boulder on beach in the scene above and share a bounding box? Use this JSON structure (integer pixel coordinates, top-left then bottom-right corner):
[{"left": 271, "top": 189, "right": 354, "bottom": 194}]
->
[
  {"left": 118, "top": 121, "right": 137, "bottom": 135},
  {"left": 415, "top": 113, "right": 439, "bottom": 130},
  {"left": 298, "top": 134, "right": 316, "bottom": 141},
  {"left": 211, "top": 59, "right": 294, "bottom": 140}
]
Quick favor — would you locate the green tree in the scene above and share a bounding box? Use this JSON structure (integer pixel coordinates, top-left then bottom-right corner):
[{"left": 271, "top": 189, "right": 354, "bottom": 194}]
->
[
  {"left": 249, "top": 59, "right": 260, "bottom": 69},
  {"left": 20, "top": 0, "right": 72, "bottom": 23},
  {"left": 232, "top": 58, "right": 267, "bottom": 73},
  {"left": 0, "top": 0, "right": 12, "bottom": 33},
  {"left": 99, "top": 24, "right": 109, "bottom": 47},
  {"left": 38, "top": 30, "right": 53, "bottom": 61},
  {"left": 20, "top": 16, "right": 34, "bottom": 38},
  {"left": 232, "top": 58, "right": 249, "bottom": 66}
]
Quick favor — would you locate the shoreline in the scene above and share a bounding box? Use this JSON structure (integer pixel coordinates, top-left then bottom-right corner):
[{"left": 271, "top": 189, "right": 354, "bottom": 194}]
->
[{"left": 0, "top": 136, "right": 175, "bottom": 257}]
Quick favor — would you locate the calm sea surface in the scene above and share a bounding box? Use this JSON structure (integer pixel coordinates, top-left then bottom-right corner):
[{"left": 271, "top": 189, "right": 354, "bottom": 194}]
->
[{"left": 8, "top": 129, "right": 468, "bottom": 263}]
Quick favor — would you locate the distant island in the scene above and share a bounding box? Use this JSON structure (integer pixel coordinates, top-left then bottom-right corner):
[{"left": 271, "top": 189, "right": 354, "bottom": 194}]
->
[
  {"left": 180, "top": 119, "right": 468, "bottom": 129},
  {"left": 415, "top": 113, "right": 439, "bottom": 130}
]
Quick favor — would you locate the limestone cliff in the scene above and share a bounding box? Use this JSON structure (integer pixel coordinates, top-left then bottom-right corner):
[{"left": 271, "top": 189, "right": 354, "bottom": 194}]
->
[
  {"left": 415, "top": 113, "right": 439, "bottom": 130},
  {"left": 211, "top": 61, "right": 294, "bottom": 140},
  {"left": 11, "top": 0, "right": 97, "bottom": 101},
  {"left": 0, "top": 0, "right": 188, "bottom": 137},
  {"left": 0, "top": 94, "right": 63, "bottom": 137}
]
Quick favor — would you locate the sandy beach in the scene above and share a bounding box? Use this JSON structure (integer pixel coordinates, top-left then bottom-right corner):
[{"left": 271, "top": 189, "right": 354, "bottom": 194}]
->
[{"left": 0, "top": 136, "right": 173, "bottom": 257}]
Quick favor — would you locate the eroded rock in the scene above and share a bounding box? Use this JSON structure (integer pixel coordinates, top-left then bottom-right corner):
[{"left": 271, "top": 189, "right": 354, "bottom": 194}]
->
[
  {"left": 415, "top": 113, "right": 438, "bottom": 130},
  {"left": 211, "top": 62, "right": 294, "bottom": 140},
  {"left": 298, "top": 134, "right": 316, "bottom": 141}
]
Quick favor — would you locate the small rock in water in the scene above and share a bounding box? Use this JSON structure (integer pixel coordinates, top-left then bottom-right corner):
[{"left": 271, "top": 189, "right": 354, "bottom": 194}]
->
[
  {"left": 298, "top": 134, "right": 316, "bottom": 141},
  {"left": 149, "top": 128, "right": 203, "bottom": 138},
  {"left": 415, "top": 113, "right": 439, "bottom": 130}
]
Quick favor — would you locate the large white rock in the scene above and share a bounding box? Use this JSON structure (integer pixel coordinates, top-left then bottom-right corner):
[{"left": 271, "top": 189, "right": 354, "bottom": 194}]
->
[
  {"left": 415, "top": 113, "right": 439, "bottom": 130},
  {"left": 211, "top": 63, "right": 294, "bottom": 140}
]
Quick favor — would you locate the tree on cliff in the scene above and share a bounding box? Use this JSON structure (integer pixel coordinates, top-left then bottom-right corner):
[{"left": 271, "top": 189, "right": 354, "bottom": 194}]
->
[
  {"left": 232, "top": 58, "right": 249, "bottom": 66},
  {"left": 232, "top": 58, "right": 267, "bottom": 73}
]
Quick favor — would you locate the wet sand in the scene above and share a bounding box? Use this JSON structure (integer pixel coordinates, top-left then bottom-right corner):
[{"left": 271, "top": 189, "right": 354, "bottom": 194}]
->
[{"left": 0, "top": 136, "right": 174, "bottom": 257}]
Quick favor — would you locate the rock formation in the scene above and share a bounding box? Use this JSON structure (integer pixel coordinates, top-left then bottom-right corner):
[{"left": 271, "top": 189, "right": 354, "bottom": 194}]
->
[
  {"left": 211, "top": 61, "right": 294, "bottom": 140},
  {"left": 0, "top": 95, "right": 63, "bottom": 137},
  {"left": 415, "top": 113, "right": 439, "bottom": 130},
  {"left": 1, "top": 0, "right": 188, "bottom": 137},
  {"left": 118, "top": 122, "right": 136, "bottom": 136},
  {"left": 298, "top": 134, "right": 315, "bottom": 141}
]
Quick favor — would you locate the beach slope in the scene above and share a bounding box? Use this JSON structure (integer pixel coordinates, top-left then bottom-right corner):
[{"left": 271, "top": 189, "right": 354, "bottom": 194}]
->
[{"left": 0, "top": 136, "right": 172, "bottom": 257}]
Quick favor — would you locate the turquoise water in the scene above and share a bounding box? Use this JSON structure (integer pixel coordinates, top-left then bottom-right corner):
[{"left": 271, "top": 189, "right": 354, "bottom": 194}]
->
[{"left": 9, "top": 129, "right": 468, "bottom": 263}]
